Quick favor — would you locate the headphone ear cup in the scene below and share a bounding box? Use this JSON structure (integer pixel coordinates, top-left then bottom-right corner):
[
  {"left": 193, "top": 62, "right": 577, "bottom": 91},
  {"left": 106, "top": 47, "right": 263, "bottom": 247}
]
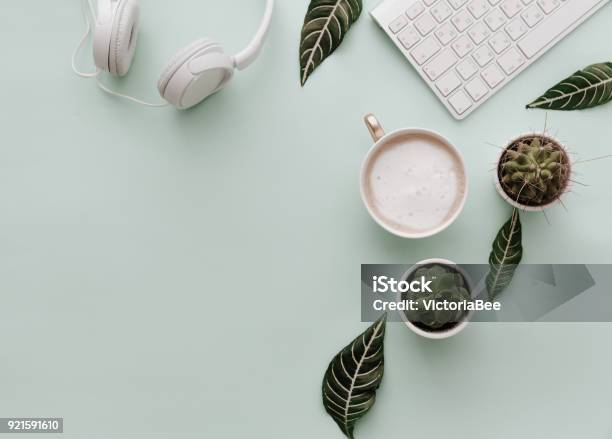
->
[
  {"left": 157, "top": 39, "right": 214, "bottom": 96},
  {"left": 109, "top": 0, "right": 140, "bottom": 76},
  {"left": 158, "top": 39, "right": 234, "bottom": 109},
  {"left": 93, "top": 0, "right": 113, "bottom": 73}
]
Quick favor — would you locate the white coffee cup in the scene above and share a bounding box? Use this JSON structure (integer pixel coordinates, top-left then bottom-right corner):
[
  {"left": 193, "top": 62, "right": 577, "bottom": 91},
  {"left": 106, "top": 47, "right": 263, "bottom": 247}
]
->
[{"left": 360, "top": 114, "right": 468, "bottom": 239}]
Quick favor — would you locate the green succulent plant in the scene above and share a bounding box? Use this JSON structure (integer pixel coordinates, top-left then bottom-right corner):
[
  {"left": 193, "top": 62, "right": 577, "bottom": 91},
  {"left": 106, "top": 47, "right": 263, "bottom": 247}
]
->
[
  {"left": 405, "top": 265, "right": 471, "bottom": 331},
  {"left": 499, "top": 136, "right": 571, "bottom": 207}
]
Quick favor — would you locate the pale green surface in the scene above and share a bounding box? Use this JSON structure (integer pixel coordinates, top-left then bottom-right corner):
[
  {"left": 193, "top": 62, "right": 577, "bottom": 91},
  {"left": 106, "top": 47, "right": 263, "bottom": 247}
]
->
[{"left": 1, "top": 1, "right": 612, "bottom": 438}]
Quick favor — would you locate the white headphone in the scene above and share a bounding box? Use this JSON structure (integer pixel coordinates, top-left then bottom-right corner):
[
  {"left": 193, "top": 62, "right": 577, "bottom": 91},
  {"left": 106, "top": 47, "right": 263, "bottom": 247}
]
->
[{"left": 74, "top": 0, "right": 274, "bottom": 109}]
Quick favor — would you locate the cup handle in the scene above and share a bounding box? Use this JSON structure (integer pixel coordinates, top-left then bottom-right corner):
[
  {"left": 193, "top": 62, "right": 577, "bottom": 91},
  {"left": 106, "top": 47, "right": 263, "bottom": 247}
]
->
[{"left": 364, "top": 114, "right": 385, "bottom": 142}]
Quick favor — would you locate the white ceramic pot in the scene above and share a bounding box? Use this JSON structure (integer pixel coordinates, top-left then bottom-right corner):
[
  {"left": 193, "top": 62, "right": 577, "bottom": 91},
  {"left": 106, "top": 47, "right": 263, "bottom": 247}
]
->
[
  {"left": 399, "top": 259, "right": 473, "bottom": 340},
  {"left": 494, "top": 133, "right": 572, "bottom": 212}
]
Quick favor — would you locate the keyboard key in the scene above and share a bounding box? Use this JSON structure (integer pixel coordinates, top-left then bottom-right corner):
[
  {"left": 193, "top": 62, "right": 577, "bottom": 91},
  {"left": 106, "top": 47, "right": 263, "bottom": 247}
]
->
[
  {"left": 415, "top": 12, "right": 437, "bottom": 35},
  {"left": 451, "top": 35, "right": 474, "bottom": 58},
  {"left": 505, "top": 17, "right": 528, "bottom": 40},
  {"left": 431, "top": 0, "right": 453, "bottom": 22},
  {"left": 398, "top": 26, "right": 421, "bottom": 49},
  {"left": 435, "top": 22, "right": 458, "bottom": 45},
  {"left": 468, "top": 22, "right": 491, "bottom": 44},
  {"left": 497, "top": 46, "right": 525, "bottom": 74},
  {"left": 517, "top": 0, "right": 601, "bottom": 58},
  {"left": 484, "top": 9, "right": 507, "bottom": 31},
  {"left": 456, "top": 57, "right": 478, "bottom": 79},
  {"left": 448, "top": 90, "right": 473, "bottom": 114},
  {"left": 411, "top": 36, "right": 442, "bottom": 65},
  {"left": 448, "top": 0, "right": 468, "bottom": 9},
  {"left": 451, "top": 10, "right": 474, "bottom": 32},
  {"left": 521, "top": 4, "right": 544, "bottom": 27},
  {"left": 406, "top": 1, "right": 426, "bottom": 19},
  {"left": 472, "top": 45, "right": 494, "bottom": 66},
  {"left": 537, "top": 0, "right": 560, "bottom": 14},
  {"left": 465, "top": 77, "right": 489, "bottom": 100},
  {"left": 467, "top": 0, "right": 490, "bottom": 19},
  {"left": 489, "top": 31, "right": 511, "bottom": 53},
  {"left": 436, "top": 71, "right": 462, "bottom": 96},
  {"left": 481, "top": 63, "right": 505, "bottom": 87},
  {"left": 389, "top": 14, "right": 409, "bottom": 33},
  {"left": 500, "top": 0, "right": 523, "bottom": 17},
  {"left": 424, "top": 49, "right": 458, "bottom": 80}
]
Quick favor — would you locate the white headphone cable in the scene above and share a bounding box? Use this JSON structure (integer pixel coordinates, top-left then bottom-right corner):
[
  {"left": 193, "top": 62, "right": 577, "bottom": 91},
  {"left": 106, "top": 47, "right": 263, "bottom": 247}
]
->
[
  {"left": 71, "top": 0, "right": 169, "bottom": 108},
  {"left": 71, "top": 0, "right": 99, "bottom": 78},
  {"left": 93, "top": 76, "right": 168, "bottom": 107}
]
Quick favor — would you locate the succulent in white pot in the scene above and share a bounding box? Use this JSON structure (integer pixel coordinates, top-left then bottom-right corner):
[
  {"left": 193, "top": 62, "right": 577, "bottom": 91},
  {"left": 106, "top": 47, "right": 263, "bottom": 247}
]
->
[{"left": 400, "top": 259, "right": 473, "bottom": 340}]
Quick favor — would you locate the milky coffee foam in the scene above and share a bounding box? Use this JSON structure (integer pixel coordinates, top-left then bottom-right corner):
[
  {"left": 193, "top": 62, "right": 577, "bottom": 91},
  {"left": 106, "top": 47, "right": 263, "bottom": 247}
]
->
[{"left": 364, "top": 133, "right": 466, "bottom": 234}]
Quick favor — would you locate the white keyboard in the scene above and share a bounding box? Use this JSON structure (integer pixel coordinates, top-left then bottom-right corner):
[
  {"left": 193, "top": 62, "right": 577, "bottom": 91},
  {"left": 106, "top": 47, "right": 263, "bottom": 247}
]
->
[{"left": 371, "top": 0, "right": 608, "bottom": 119}]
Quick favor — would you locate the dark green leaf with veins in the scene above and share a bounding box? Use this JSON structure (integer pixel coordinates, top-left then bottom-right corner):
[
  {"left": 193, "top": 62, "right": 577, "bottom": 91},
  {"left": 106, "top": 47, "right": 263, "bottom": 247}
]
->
[
  {"left": 322, "top": 314, "right": 386, "bottom": 439},
  {"left": 527, "top": 62, "right": 612, "bottom": 110},
  {"left": 486, "top": 209, "right": 523, "bottom": 299},
  {"left": 299, "top": 0, "right": 363, "bottom": 86}
]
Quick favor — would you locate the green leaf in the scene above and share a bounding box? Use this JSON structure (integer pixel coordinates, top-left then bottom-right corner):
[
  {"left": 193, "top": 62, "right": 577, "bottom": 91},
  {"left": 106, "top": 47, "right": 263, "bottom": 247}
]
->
[
  {"left": 322, "top": 314, "right": 386, "bottom": 439},
  {"left": 527, "top": 62, "right": 612, "bottom": 110},
  {"left": 299, "top": 0, "right": 363, "bottom": 86},
  {"left": 486, "top": 209, "right": 523, "bottom": 299}
]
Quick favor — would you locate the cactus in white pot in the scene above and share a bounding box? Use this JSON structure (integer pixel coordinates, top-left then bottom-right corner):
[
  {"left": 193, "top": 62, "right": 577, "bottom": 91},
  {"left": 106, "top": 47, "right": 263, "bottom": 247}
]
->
[{"left": 496, "top": 134, "right": 571, "bottom": 210}]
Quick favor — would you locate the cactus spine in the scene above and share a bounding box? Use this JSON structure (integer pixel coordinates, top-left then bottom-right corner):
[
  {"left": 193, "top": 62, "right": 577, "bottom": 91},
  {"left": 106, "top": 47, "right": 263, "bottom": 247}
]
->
[{"left": 499, "top": 135, "right": 571, "bottom": 207}]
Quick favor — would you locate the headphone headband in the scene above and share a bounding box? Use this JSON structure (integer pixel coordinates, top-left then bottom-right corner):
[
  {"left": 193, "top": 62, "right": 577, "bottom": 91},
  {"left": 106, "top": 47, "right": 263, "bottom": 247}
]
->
[{"left": 233, "top": 0, "right": 274, "bottom": 70}]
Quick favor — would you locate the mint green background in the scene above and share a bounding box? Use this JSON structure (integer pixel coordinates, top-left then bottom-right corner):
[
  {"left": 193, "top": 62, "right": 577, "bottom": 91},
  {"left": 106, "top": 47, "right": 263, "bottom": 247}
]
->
[{"left": 1, "top": 1, "right": 611, "bottom": 438}]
